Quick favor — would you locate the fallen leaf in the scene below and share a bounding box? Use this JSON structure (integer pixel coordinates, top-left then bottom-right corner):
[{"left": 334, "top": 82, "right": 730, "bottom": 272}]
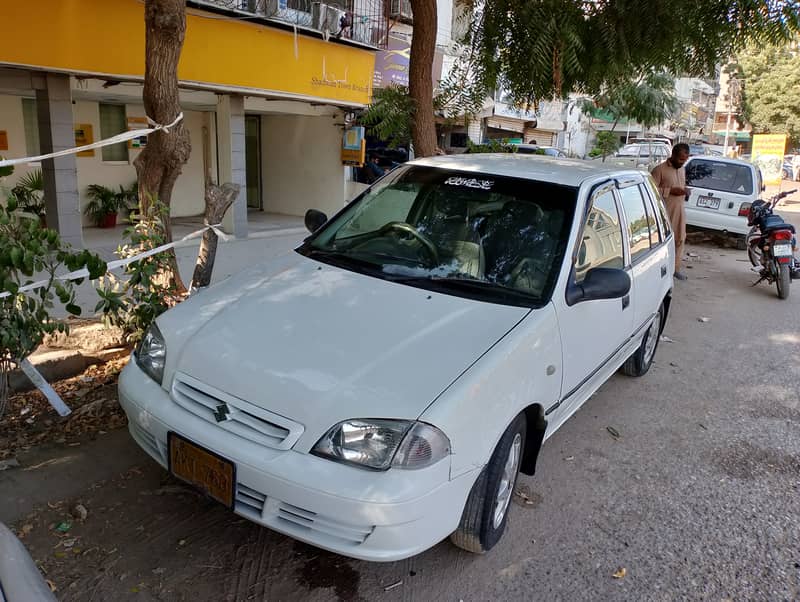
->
[
  {"left": 698, "top": 317, "right": 710, "bottom": 323},
  {"left": 659, "top": 335, "right": 675, "bottom": 343},
  {"left": 55, "top": 521, "right": 72, "bottom": 533},
  {"left": 71, "top": 504, "right": 88, "bottom": 521},
  {"left": 384, "top": 580, "right": 403, "bottom": 591},
  {"left": 606, "top": 426, "right": 620, "bottom": 440},
  {"left": 46, "top": 580, "right": 57, "bottom": 592},
  {"left": 565, "top": 455, "right": 575, "bottom": 461},
  {"left": 612, "top": 567, "right": 627, "bottom": 579}
]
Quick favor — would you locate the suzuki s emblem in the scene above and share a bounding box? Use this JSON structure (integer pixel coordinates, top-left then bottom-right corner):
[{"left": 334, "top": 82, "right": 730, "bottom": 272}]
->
[{"left": 213, "top": 403, "right": 231, "bottom": 423}]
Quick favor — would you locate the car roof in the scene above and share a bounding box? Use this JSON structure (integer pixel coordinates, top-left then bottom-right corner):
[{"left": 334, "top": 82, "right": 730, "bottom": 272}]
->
[
  {"left": 409, "top": 153, "right": 644, "bottom": 187},
  {"left": 686, "top": 156, "right": 755, "bottom": 167}
]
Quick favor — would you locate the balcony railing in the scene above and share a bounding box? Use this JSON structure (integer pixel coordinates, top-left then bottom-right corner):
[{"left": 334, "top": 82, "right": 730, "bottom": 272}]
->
[{"left": 192, "top": 0, "right": 388, "bottom": 49}]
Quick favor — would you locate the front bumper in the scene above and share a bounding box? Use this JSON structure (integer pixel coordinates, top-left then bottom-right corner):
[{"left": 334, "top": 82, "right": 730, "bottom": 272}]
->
[{"left": 118, "top": 361, "right": 478, "bottom": 562}]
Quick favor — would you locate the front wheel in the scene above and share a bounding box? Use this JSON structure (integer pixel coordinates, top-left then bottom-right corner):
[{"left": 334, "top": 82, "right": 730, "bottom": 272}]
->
[
  {"left": 622, "top": 303, "right": 663, "bottom": 377},
  {"left": 450, "top": 413, "right": 526, "bottom": 554},
  {"left": 776, "top": 262, "right": 791, "bottom": 299}
]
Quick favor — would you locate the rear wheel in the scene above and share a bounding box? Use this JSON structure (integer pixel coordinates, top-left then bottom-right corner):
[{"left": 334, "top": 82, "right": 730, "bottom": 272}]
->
[
  {"left": 622, "top": 303, "right": 663, "bottom": 377},
  {"left": 747, "top": 229, "right": 761, "bottom": 267},
  {"left": 776, "top": 262, "right": 791, "bottom": 300},
  {"left": 450, "top": 413, "right": 526, "bottom": 554}
]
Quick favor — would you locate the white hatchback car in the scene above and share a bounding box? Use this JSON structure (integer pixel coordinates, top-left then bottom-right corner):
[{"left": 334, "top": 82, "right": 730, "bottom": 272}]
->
[
  {"left": 684, "top": 156, "right": 763, "bottom": 239},
  {"left": 119, "top": 154, "right": 674, "bottom": 562}
]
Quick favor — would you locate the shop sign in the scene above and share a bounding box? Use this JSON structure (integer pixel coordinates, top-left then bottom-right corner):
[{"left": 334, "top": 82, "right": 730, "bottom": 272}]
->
[
  {"left": 74, "top": 124, "right": 94, "bottom": 156},
  {"left": 342, "top": 126, "right": 366, "bottom": 166},
  {"left": 373, "top": 35, "right": 410, "bottom": 88},
  {"left": 752, "top": 133, "right": 787, "bottom": 185}
]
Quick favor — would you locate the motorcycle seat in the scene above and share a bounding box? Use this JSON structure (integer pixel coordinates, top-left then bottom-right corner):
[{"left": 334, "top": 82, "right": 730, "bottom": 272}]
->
[{"left": 761, "top": 215, "right": 796, "bottom": 233}]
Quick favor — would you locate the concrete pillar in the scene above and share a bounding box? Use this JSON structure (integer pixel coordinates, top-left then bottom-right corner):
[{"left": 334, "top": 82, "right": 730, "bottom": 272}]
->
[
  {"left": 34, "top": 73, "right": 83, "bottom": 248},
  {"left": 217, "top": 95, "right": 248, "bottom": 239},
  {"left": 467, "top": 119, "right": 483, "bottom": 144}
]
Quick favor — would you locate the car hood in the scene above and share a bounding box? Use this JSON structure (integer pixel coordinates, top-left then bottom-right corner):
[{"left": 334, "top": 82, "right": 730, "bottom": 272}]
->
[{"left": 163, "top": 254, "right": 529, "bottom": 446}]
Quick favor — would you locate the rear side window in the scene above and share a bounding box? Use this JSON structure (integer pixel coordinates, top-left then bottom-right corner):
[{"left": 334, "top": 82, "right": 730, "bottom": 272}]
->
[
  {"left": 686, "top": 159, "right": 754, "bottom": 195},
  {"left": 643, "top": 176, "right": 672, "bottom": 237},
  {"left": 619, "top": 185, "right": 656, "bottom": 262}
]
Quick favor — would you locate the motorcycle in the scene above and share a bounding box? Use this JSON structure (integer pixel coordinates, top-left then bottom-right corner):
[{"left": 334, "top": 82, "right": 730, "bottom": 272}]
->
[{"left": 746, "top": 189, "right": 799, "bottom": 299}]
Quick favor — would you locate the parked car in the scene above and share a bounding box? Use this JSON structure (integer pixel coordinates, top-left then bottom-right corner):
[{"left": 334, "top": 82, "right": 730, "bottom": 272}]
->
[
  {"left": 513, "top": 144, "right": 568, "bottom": 158},
  {"left": 119, "top": 154, "right": 674, "bottom": 562},
  {"left": 0, "top": 522, "right": 56, "bottom": 601},
  {"left": 594, "top": 143, "right": 669, "bottom": 171},
  {"left": 628, "top": 137, "right": 672, "bottom": 148},
  {"left": 684, "top": 156, "right": 763, "bottom": 243}
]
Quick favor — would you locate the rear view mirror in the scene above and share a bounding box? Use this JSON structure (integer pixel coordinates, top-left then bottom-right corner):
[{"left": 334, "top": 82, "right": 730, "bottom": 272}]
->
[
  {"left": 566, "top": 267, "right": 631, "bottom": 305},
  {"left": 305, "top": 209, "right": 328, "bottom": 233}
]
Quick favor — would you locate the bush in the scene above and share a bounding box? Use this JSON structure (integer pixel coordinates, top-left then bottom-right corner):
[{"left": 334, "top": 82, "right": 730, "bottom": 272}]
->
[{"left": 95, "top": 200, "right": 185, "bottom": 343}]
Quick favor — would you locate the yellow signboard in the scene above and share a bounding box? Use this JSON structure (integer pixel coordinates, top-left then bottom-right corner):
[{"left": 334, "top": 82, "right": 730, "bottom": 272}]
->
[
  {"left": 74, "top": 124, "right": 94, "bottom": 156},
  {"left": 751, "top": 134, "right": 787, "bottom": 186},
  {"left": 0, "top": 0, "right": 375, "bottom": 106}
]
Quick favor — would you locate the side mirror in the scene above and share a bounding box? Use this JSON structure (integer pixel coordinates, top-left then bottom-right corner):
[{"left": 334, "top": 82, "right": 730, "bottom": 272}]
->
[
  {"left": 566, "top": 267, "right": 631, "bottom": 305},
  {"left": 304, "top": 209, "right": 328, "bottom": 234}
]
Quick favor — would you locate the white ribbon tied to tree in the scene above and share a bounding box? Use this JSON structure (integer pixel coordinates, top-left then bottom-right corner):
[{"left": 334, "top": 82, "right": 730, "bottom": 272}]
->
[{"left": 0, "top": 113, "right": 184, "bottom": 168}]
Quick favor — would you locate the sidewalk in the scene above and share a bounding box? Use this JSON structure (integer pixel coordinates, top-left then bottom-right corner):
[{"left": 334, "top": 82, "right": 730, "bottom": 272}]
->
[{"left": 70, "top": 213, "right": 308, "bottom": 318}]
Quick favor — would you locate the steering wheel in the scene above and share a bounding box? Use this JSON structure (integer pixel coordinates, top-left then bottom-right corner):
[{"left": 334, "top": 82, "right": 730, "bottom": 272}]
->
[{"left": 379, "top": 222, "right": 440, "bottom": 267}]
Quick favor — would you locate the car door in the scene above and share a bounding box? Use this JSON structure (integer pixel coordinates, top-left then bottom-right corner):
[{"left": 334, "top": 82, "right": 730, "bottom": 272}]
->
[
  {"left": 547, "top": 182, "right": 633, "bottom": 432},
  {"left": 617, "top": 180, "right": 671, "bottom": 333}
]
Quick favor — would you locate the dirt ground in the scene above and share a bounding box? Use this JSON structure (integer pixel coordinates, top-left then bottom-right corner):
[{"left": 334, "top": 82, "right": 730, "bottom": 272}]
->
[{"left": 3, "top": 185, "right": 800, "bottom": 601}]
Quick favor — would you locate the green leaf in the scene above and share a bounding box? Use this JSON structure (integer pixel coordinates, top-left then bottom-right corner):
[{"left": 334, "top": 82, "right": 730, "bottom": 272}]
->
[{"left": 65, "top": 303, "right": 81, "bottom": 316}]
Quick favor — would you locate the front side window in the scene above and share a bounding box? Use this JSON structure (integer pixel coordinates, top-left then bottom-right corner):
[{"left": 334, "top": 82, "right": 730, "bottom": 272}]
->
[
  {"left": 301, "top": 166, "right": 578, "bottom": 307},
  {"left": 575, "top": 189, "right": 624, "bottom": 282},
  {"left": 619, "top": 185, "right": 653, "bottom": 262},
  {"left": 686, "top": 159, "right": 754, "bottom": 195}
]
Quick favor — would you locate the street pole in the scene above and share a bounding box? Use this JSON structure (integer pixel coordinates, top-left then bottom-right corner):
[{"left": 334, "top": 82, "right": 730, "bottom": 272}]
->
[{"left": 723, "top": 110, "right": 732, "bottom": 156}]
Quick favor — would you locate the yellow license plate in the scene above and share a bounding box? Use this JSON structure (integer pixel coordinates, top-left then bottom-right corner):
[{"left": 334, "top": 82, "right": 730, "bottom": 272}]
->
[{"left": 168, "top": 433, "right": 235, "bottom": 508}]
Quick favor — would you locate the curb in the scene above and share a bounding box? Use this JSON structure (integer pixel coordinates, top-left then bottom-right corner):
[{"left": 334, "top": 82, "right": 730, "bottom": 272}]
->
[{"left": 9, "top": 347, "right": 131, "bottom": 393}]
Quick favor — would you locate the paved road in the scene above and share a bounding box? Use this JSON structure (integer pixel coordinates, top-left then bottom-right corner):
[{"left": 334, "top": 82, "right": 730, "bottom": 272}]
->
[{"left": 5, "top": 198, "right": 800, "bottom": 601}]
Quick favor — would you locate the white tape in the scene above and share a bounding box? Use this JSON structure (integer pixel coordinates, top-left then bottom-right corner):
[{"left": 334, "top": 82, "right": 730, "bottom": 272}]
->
[
  {"left": 0, "top": 113, "right": 184, "bottom": 169},
  {"left": 19, "top": 359, "right": 71, "bottom": 416},
  {"left": 0, "top": 221, "right": 225, "bottom": 300}
]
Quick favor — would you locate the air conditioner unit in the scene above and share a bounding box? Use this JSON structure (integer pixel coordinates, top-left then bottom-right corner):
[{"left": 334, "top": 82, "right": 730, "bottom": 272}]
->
[{"left": 389, "top": 0, "right": 412, "bottom": 23}]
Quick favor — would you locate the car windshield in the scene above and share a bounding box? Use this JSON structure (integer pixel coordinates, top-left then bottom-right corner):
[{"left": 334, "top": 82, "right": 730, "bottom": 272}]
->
[
  {"left": 686, "top": 159, "right": 754, "bottom": 195},
  {"left": 300, "top": 166, "right": 577, "bottom": 307}
]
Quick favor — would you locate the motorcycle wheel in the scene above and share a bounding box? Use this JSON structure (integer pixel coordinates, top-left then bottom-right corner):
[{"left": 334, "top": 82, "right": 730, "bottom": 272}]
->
[
  {"left": 747, "top": 228, "right": 761, "bottom": 267},
  {"left": 776, "top": 262, "right": 791, "bottom": 300}
]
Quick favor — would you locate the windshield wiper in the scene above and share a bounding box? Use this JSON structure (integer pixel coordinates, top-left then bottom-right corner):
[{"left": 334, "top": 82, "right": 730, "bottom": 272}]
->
[
  {"left": 388, "top": 275, "right": 541, "bottom": 304},
  {"left": 302, "top": 247, "right": 379, "bottom": 271}
]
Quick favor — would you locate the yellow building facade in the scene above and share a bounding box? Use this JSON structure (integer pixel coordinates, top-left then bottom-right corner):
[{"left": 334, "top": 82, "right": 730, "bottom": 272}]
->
[{"left": 0, "top": 0, "right": 380, "bottom": 243}]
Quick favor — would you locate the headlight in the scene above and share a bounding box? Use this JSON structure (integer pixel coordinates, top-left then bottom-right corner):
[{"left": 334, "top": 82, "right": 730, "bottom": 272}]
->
[
  {"left": 312, "top": 419, "right": 450, "bottom": 471},
  {"left": 136, "top": 323, "right": 166, "bottom": 385}
]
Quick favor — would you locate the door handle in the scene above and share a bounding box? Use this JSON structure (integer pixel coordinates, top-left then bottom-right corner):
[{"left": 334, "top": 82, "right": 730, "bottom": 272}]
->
[
  {"left": 622, "top": 294, "right": 630, "bottom": 310},
  {"left": 661, "top": 265, "right": 667, "bottom": 278}
]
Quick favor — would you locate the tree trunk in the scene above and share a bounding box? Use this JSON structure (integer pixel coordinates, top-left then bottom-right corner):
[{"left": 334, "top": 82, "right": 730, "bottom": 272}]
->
[
  {"left": 134, "top": 0, "right": 192, "bottom": 293},
  {"left": 191, "top": 182, "right": 240, "bottom": 290},
  {"left": 408, "top": 0, "right": 438, "bottom": 158}
]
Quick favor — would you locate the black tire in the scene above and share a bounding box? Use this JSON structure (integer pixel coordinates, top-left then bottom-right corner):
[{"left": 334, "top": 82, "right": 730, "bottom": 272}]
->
[
  {"left": 747, "top": 228, "right": 761, "bottom": 266},
  {"left": 777, "top": 262, "right": 791, "bottom": 300},
  {"left": 622, "top": 303, "right": 663, "bottom": 377},
  {"left": 450, "top": 413, "right": 526, "bottom": 554}
]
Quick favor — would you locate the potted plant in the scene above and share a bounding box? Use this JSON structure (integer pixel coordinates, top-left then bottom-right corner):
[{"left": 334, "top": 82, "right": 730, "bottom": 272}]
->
[
  {"left": 9, "top": 169, "right": 46, "bottom": 226},
  {"left": 84, "top": 184, "right": 124, "bottom": 228}
]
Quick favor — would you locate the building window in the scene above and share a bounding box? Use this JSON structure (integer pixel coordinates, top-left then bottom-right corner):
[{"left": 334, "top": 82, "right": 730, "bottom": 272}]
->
[
  {"left": 22, "top": 98, "right": 40, "bottom": 156},
  {"left": 99, "top": 103, "right": 128, "bottom": 162}
]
